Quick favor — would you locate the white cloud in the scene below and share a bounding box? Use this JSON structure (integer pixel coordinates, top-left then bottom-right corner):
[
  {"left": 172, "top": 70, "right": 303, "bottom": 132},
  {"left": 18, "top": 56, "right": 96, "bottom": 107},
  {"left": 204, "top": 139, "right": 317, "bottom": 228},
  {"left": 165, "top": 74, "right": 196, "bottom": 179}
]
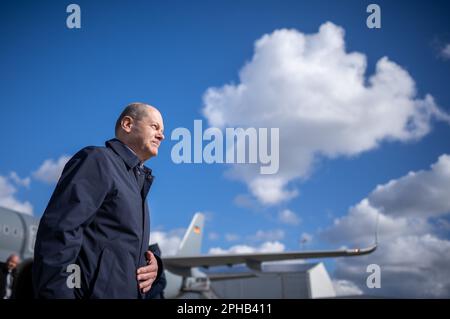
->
[
  {"left": 333, "top": 234, "right": 450, "bottom": 298},
  {"left": 259, "top": 241, "right": 285, "bottom": 253},
  {"left": 202, "top": 22, "right": 450, "bottom": 205},
  {"left": 249, "top": 178, "right": 299, "bottom": 205},
  {"left": 9, "top": 172, "right": 30, "bottom": 188},
  {"left": 278, "top": 209, "right": 301, "bottom": 225},
  {"left": 322, "top": 198, "right": 430, "bottom": 246},
  {"left": 149, "top": 229, "right": 184, "bottom": 256},
  {"left": 33, "top": 155, "right": 71, "bottom": 184},
  {"left": 209, "top": 245, "right": 254, "bottom": 255},
  {"left": 333, "top": 279, "right": 363, "bottom": 297},
  {"left": 0, "top": 175, "right": 33, "bottom": 215},
  {"left": 321, "top": 155, "right": 450, "bottom": 297},
  {"left": 249, "top": 229, "right": 285, "bottom": 242},
  {"left": 369, "top": 154, "right": 450, "bottom": 218},
  {"left": 441, "top": 44, "right": 450, "bottom": 60},
  {"left": 209, "top": 241, "right": 285, "bottom": 255}
]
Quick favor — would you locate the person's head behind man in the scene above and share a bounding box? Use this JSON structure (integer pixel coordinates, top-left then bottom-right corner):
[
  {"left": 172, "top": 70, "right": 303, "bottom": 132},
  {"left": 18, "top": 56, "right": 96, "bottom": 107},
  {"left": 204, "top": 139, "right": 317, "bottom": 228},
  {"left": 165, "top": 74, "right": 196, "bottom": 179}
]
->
[
  {"left": 115, "top": 102, "right": 165, "bottom": 162},
  {"left": 6, "top": 254, "right": 20, "bottom": 271}
]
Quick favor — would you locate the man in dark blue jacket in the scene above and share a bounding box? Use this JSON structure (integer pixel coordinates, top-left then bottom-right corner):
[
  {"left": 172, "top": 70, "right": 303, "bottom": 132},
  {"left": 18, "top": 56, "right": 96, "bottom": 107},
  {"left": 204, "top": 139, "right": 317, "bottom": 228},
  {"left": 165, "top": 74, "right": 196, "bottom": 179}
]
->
[{"left": 33, "top": 102, "right": 165, "bottom": 298}]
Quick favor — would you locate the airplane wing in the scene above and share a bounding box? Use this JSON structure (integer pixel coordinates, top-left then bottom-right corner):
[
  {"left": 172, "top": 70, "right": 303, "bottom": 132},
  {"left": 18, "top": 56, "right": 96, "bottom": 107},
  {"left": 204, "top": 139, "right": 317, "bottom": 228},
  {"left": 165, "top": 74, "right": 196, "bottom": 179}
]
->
[
  {"left": 207, "top": 272, "right": 258, "bottom": 281},
  {"left": 163, "top": 244, "right": 377, "bottom": 276}
]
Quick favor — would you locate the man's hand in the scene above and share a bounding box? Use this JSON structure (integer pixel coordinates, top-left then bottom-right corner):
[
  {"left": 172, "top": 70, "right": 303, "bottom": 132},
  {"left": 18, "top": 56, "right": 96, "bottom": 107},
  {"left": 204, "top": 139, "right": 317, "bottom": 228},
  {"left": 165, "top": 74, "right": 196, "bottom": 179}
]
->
[{"left": 136, "top": 251, "right": 158, "bottom": 293}]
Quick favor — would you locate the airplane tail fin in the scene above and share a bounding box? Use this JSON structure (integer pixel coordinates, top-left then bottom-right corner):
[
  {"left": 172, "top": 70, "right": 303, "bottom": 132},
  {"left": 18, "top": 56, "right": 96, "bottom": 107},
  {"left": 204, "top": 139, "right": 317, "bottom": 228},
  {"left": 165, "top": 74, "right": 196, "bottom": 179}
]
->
[{"left": 176, "top": 212, "right": 205, "bottom": 256}]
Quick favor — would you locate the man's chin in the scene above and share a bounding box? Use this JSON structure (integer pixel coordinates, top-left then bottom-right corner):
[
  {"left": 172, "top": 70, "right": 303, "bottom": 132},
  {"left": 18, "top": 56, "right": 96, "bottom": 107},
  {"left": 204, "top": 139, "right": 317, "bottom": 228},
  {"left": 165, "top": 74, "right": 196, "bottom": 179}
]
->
[{"left": 149, "top": 148, "right": 158, "bottom": 157}]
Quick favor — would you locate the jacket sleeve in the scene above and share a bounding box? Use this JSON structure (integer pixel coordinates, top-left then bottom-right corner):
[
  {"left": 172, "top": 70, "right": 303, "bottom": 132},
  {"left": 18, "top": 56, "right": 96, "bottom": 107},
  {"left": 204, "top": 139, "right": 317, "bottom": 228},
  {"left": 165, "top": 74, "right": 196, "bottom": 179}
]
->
[{"left": 32, "top": 148, "right": 111, "bottom": 299}]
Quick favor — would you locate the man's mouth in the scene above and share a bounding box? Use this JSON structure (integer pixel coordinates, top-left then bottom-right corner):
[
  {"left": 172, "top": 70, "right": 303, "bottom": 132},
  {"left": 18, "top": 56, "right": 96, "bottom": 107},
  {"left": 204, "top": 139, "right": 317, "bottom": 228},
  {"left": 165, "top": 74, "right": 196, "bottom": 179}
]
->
[{"left": 151, "top": 141, "right": 160, "bottom": 148}]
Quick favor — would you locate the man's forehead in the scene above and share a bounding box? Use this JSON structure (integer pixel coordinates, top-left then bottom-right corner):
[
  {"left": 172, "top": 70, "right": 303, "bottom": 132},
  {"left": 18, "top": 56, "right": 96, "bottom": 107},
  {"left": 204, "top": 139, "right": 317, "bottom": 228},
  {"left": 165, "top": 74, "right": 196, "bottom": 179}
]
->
[{"left": 143, "top": 108, "right": 164, "bottom": 124}]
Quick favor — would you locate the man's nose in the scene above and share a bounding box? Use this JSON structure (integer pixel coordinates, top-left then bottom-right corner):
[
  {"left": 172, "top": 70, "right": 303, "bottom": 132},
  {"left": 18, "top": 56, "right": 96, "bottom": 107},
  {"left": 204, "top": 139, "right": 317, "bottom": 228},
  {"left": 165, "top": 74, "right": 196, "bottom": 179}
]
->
[{"left": 157, "top": 132, "right": 165, "bottom": 141}]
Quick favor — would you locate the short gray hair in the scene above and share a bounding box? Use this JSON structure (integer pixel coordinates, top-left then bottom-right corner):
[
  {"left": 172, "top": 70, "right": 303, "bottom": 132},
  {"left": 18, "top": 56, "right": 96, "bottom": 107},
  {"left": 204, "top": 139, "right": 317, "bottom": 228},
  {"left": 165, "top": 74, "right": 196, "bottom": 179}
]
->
[{"left": 115, "top": 102, "right": 150, "bottom": 136}]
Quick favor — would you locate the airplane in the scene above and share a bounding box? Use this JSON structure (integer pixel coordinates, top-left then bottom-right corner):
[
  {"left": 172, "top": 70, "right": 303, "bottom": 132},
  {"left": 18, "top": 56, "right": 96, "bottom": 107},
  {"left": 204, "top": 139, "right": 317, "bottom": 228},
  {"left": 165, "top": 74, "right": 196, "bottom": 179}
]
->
[{"left": 0, "top": 206, "right": 377, "bottom": 298}]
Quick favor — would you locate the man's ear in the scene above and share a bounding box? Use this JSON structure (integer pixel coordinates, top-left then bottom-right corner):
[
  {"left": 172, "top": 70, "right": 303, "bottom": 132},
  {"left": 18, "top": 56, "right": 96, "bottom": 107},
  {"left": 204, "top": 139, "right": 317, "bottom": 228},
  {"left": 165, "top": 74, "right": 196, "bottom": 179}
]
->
[{"left": 121, "top": 116, "right": 134, "bottom": 133}]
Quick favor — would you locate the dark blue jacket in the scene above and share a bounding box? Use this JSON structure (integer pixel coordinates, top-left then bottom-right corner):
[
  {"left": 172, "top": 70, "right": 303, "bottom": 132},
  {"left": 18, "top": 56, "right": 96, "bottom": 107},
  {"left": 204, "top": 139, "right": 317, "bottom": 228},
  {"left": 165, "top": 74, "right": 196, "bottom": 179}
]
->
[{"left": 32, "top": 138, "right": 163, "bottom": 299}]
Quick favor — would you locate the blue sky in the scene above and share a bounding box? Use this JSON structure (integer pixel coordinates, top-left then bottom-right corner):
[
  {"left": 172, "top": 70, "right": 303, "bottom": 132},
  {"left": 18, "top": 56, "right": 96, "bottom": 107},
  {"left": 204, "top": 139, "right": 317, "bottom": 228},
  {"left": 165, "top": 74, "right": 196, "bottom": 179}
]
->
[{"left": 1, "top": 0, "right": 450, "bottom": 297}]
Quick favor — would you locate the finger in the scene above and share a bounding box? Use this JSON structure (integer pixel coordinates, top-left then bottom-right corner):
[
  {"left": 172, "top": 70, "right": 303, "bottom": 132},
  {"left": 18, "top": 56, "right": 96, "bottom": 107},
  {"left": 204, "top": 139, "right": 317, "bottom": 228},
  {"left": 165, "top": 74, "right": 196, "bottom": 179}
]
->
[
  {"left": 146, "top": 262, "right": 158, "bottom": 271},
  {"left": 137, "top": 263, "right": 157, "bottom": 274},
  {"left": 142, "top": 264, "right": 158, "bottom": 273},
  {"left": 137, "top": 271, "right": 157, "bottom": 281},
  {"left": 139, "top": 278, "right": 154, "bottom": 290},
  {"left": 139, "top": 279, "right": 153, "bottom": 289},
  {"left": 145, "top": 250, "right": 155, "bottom": 261},
  {"left": 142, "top": 285, "right": 152, "bottom": 293}
]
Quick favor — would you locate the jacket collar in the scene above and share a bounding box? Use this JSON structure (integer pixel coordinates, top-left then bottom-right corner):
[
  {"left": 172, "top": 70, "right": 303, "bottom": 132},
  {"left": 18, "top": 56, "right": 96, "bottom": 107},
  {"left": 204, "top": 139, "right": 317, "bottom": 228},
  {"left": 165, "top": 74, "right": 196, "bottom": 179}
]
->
[{"left": 105, "top": 138, "right": 152, "bottom": 175}]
